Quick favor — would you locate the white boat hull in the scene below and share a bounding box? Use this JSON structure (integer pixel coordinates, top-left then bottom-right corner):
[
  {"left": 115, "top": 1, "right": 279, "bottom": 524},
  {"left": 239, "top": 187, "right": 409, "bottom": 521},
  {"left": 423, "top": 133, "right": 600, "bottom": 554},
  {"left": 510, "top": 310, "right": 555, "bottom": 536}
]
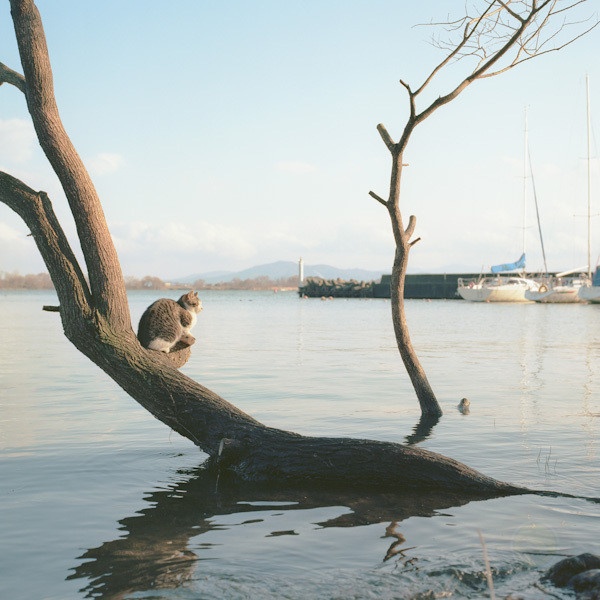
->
[
  {"left": 456, "top": 286, "right": 491, "bottom": 302},
  {"left": 578, "top": 268, "right": 600, "bottom": 302},
  {"left": 525, "top": 286, "right": 585, "bottom": 304},
  {"left": 457, "top": 276, "right": 538, "bottom": 303},
  {"left": 578, "top": 285, "right": 600, "bottom": 303},
  {"left": 486, "top": 287, "right": 533, "bottom": 302}
]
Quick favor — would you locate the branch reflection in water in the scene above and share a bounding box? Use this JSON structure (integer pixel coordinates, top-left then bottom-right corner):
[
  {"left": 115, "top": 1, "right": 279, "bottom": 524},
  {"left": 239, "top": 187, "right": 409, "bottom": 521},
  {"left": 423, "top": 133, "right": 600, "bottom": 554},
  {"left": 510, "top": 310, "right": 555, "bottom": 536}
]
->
[
  {"left": 404, "top": 413, "right": 441, "bottom": 445},
  {"left": 68, "top": 464, "right": 487, "bottom": 599}
]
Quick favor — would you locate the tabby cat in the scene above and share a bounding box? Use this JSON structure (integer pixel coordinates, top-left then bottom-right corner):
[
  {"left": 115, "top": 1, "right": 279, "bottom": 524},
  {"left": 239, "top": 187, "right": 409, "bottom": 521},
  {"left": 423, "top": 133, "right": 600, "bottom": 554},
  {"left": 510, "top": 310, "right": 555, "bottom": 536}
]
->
[{"left": 137, "top": 290, "right": 203, "bottom": 353}]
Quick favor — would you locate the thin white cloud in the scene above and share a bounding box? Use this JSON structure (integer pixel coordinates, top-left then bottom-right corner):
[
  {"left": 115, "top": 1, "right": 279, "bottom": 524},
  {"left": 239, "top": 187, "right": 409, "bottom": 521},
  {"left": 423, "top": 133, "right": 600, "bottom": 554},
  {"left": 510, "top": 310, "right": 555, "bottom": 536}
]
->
[
  {"left": 111, "top": 220, "right": 256, "bottom": 259},
  {"left": 107, "top": 219, "right": 263, "bottom": 277},
  {"left": 0, "top": 221, "right": 46, "bottom": 273},
  {"left": 87, "top": 153, "right": 124, "bottom": 176},
  {"left": 0, "top": 221, "right": 24, "bottom": 242},
  {"left": 0, "top": 118, "right": 36, "bottom": 164},
  {"left": 276, "top": 160, "right": 317, "bottom": 174}
]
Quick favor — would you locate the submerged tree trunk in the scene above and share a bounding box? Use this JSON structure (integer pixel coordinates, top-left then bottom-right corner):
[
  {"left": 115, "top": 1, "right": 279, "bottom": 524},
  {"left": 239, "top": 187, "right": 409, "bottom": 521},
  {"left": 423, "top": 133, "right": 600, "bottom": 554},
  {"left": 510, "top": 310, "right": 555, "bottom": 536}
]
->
[
  {"left": 390, "top": 249, "right": 439, "bottom": 417},
  {"left": 372, "top": 140, "right": 442, "bottom": 418},
  {"left": 370, "top": 1, "right": 597, "bottom": 418}
]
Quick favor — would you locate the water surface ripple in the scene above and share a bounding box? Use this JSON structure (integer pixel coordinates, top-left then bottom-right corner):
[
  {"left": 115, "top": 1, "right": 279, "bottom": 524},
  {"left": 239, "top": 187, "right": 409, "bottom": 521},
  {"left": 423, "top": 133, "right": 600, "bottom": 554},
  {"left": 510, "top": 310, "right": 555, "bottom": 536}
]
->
[{"left": 0, "top": 290, "right": 598, "bottom": 599}]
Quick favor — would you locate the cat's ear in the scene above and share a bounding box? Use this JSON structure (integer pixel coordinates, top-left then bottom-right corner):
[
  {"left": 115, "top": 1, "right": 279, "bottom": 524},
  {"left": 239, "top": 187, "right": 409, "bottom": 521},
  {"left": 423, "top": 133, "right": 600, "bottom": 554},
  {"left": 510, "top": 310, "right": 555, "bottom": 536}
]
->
[{"left": 193, "top": 291, "right": 198, "bottom": 298}]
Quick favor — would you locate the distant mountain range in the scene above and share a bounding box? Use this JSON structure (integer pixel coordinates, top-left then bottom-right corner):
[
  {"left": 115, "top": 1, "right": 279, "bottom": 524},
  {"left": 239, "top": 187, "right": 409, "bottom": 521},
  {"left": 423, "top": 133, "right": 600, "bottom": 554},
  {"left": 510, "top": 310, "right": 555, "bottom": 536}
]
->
[{"left": 174, "top": 261, "right": 385, "bottom": 284}]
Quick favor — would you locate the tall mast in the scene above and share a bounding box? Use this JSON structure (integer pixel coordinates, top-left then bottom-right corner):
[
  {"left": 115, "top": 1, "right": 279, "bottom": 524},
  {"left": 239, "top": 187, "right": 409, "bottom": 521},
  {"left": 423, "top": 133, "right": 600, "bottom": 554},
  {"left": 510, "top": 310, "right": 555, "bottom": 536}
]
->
[
  {"left": 586, "top": 74, "right": 592, "bottom": 280},
  {"left": 522, "top": 106, "right": 528, "bottom": 268},
  {"left": 529, "top": 144, "right": 548, "bottom": 275}
]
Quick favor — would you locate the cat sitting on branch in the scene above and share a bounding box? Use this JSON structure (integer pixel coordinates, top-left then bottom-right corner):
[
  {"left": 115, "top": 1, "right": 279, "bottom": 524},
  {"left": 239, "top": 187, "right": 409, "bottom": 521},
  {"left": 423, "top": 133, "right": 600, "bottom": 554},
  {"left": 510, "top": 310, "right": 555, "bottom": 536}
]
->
[{"left": 137, "top": 291, "right": 203, "bottom": 354}]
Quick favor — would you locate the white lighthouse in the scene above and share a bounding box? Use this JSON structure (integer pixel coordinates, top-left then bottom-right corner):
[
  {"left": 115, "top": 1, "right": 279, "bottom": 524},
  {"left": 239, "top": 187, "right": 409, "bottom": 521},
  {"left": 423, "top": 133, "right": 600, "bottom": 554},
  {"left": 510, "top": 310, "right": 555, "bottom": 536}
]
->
[{"left": 298, "top": 257, "right": 304, "bottom": 285}]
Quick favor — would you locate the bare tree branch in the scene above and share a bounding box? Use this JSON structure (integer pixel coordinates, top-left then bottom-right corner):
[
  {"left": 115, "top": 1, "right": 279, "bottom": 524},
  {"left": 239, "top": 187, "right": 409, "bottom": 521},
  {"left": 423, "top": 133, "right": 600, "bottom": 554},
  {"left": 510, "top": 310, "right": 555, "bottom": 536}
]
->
[
  {"left": 424, "top": 0, "right": 598, "bottom": 85},
  {"left": 482, "top": 17, "right": 599, "bottom": 77},
  {"left": 405, "top": 215, "right": 417, "bottom": 239},
  {"left": 0, "top": 61, "right": 25, "bottom": 92},
  {"left": 0, "top": 171, "right": 92, "bottom": 321},
  {"left": 376, "top": 123, "right": 396, "bottom": 151},
  {"left": 496, "top": 0, "right": 526, "bottom": 22},
  {"left": 414, "top": 2, "right": 500, "bottom": 98},
  {"left": 406, "top": 0, "right": 598, "bottom": 135},
  {"left": 369, "top": 190, "right": 388, "bottom": 207},
  {"left": 399, "top": 80, "right": 418, "bottom": 123}
]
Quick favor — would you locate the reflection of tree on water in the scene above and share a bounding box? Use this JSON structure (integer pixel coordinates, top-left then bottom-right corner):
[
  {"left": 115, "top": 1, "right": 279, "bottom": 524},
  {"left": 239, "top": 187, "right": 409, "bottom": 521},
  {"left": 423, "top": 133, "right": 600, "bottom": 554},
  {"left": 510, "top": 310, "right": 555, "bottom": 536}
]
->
[
  {"left": 404, "top": 413, "right": 440, "bottom": 446},
  {"left": 68, "top": 466, "right": 496, "bottom": 599},
  {"left": 382, "top": 521, "right": 416, "bottom": 563}
]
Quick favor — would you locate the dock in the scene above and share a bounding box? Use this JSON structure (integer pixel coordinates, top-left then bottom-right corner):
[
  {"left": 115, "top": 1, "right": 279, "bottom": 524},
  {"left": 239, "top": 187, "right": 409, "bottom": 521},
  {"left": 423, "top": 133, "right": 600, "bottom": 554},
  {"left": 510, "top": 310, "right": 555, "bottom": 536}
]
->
[{"left": 300, "top": 273, "right": 482, "bottom": 300}]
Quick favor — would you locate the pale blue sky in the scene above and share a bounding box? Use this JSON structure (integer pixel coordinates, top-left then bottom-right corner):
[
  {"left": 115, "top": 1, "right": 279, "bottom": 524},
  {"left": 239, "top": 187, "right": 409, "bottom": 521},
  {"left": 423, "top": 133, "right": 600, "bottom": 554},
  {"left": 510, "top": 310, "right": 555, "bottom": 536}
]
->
[{"left": 1, "top": 1, "right": 599, "bottom": 279}]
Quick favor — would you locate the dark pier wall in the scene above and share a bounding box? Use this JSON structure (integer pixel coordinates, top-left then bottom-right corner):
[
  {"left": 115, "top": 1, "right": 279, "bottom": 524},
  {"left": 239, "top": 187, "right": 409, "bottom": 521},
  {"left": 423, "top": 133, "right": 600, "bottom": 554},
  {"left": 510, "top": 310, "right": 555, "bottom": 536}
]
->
[
  {"left": 300, "top": 274, "right": 482, "bottom": 299},
  {"left": 374, "top": 274, "right": 481, "bottom": 299}
]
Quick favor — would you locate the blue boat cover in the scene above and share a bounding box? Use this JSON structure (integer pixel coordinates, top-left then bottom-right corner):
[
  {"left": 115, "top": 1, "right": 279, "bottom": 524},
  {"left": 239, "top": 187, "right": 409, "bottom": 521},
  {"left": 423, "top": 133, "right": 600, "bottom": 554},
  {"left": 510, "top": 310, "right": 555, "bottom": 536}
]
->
[
  {"left": 593, "top": 267, "right": 600, "bottom": 286},
  {"left": 491, "top": 253, "right": 526, "bottom": 274}
]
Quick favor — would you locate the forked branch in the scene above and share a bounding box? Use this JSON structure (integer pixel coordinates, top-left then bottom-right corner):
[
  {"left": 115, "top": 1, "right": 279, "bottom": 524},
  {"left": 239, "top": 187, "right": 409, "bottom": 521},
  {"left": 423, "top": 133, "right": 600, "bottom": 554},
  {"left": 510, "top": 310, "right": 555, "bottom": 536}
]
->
[
  {"left": 424, "top": 0, "right": 598, "bottom": 83},
  {"left": 389, "top": 1, "right": 597, "bottom": 154}
]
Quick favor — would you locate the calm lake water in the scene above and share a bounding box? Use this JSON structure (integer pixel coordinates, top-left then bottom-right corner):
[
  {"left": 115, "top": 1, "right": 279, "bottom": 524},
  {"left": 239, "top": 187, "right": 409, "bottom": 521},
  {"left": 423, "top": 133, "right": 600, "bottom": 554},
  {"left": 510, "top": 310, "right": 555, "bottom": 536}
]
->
[{"left": 1, "top": 289, "right": 598, "bottom": 599}]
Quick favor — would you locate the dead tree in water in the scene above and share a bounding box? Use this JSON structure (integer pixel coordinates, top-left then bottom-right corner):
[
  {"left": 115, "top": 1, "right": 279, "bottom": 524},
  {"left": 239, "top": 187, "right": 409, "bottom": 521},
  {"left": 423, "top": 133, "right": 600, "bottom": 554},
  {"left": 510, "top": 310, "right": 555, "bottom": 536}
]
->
[
  {"left": 370, "top": 0, "right": 597, "bottom": 418},
  {"left": 0, "top": 0, "right": 594, "bottom": 493}
]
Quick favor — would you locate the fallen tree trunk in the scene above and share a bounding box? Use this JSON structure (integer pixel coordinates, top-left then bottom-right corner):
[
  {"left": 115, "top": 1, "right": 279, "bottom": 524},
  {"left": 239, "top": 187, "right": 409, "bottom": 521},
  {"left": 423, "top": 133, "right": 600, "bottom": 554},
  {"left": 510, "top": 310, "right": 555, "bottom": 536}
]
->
[
  {"left": 215, "top": 434, "right": 526, "bottom": 494},
  {"left": 72, "top": 316, "right": 525, "bottom": 496}
]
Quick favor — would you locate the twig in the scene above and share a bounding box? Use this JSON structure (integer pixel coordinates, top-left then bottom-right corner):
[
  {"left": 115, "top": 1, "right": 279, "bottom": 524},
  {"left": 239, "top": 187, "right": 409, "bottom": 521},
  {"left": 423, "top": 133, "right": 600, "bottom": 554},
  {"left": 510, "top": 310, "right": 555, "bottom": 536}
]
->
[
  {"left": 533, "top": 581, "right": 563, "bottom": 598},
  {"left": 369, "top": 191, "right": 388, "bottom": 207},
  {"left": 376, "top": 123, "right": 396, "bottom": 151},
  {"left": 478, "top": 529, "right": 496, "bottom": 600}
]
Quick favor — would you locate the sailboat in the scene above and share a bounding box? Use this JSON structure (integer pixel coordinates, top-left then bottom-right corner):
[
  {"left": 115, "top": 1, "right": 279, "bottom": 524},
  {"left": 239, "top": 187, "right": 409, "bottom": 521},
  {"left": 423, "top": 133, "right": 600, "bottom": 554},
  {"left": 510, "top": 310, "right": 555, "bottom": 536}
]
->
[
  {"left": 578, "top": 267, "right": 600, "bottom": 302},
  {"left": 578, "top": 75, "right": 600, "bottom": 303},
  {"left": 525, "top": 268, "right": 588, "bottom": 303},
  {"left": 457, "top": 110, "right": 540, "bottom": 302},
  {"left": 525, "top": 75, "right": 596, "bottom": 303},
  {"left": 457, "top": 254, "right": 540, "bottom": 302},
  {"left": 524, "top": 126, "right": 587, "bottom": 303}
]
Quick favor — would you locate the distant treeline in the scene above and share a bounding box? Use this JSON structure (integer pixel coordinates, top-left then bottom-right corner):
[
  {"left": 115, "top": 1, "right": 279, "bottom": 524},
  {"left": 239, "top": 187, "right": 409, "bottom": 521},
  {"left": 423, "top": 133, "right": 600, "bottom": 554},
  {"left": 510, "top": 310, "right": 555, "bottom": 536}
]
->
[
  {"left": 0, "top": 272, "right": 54, "bottom": 289},
  {"left": 125, "top": 275, "right": 300, "bottom": 291},
  {"left": 0, "top": 271, "right": 300, "bottom": 291},
  {"left": 190, "top": 275, "right": 299, "bottom": 290}
]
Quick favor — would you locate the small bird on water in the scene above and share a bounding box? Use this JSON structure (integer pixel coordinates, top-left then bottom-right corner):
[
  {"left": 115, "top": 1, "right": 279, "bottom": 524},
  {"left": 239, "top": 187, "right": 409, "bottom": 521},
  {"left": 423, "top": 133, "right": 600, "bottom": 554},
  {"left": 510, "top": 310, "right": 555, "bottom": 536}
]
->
[{"left": 458, "top": 398, "right": 470, "bottom": 414}]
